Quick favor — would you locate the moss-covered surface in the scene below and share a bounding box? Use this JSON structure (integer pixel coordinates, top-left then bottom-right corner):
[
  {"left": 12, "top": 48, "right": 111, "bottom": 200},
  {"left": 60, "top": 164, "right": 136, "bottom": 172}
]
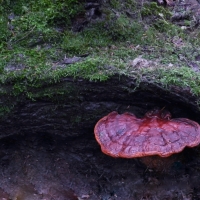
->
[{"left": 0, "top": 0, "right": 200, "bottom": 116}]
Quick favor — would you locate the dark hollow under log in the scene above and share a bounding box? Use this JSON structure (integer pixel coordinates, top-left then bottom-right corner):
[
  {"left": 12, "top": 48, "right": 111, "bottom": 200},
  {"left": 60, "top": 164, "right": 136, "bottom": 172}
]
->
[{"left": 0, "top": 75, "right": 199, "bottom": 139}]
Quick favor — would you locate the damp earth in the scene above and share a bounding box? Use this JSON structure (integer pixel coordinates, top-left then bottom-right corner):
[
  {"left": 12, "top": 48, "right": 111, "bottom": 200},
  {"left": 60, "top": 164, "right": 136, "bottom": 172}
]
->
[{"left": 0, "top": 130, "right": 200, "bottom": 199}]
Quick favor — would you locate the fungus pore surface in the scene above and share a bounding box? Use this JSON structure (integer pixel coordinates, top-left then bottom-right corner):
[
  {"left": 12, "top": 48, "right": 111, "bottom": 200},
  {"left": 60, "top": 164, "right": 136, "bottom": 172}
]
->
[{"left": 94, "top": 109, "right": 200, "bottom": 158}]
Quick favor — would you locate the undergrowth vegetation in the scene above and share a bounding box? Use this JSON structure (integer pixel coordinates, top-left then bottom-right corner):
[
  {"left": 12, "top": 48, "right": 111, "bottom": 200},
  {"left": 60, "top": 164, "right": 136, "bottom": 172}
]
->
[
  {"left": 0, "top": 0, "right": 200, "bottom": 114},
  {"left": 0, "top": 0, "right": 81, "bottom": 46}
]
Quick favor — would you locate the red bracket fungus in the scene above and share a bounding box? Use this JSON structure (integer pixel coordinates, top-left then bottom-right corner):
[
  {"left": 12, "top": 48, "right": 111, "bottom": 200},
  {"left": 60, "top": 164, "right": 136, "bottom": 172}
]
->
[{"left": 94, "top": 109, "right": 200, "bottom": 161}]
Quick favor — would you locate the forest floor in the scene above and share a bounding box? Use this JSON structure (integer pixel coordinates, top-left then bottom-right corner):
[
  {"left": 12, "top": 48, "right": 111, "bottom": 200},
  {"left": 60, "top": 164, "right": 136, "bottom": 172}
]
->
[{"left": 1, "top": 132, "right": 200, "bottom": 200}]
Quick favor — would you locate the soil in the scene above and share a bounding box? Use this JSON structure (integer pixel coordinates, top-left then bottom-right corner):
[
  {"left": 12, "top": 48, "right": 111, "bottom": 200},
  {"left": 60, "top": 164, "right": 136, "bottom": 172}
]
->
[{"left": 0, "top": 131, "right": 200, "bottom": 200}]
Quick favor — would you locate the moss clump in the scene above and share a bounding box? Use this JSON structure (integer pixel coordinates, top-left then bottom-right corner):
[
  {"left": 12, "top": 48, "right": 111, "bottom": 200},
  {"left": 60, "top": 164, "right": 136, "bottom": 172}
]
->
[
  {"left": 2, "top": 0, "right": 81, "bottom": 25},
  {"left": 109, "top": 0, "right": 136, "bottom": 10},
  {"left": 141, "top": 2, "right": 175, "bottom": 33},
  {"left": 105, "top": 15, "right": 143, "bottom": 41},
  {"left": 61, "top": 24, "right": 112, "bottom": 55},
  {"left": 137, "top": 66, "right": 200, "bottom": 96},
  {"left": 153, "top": 19, "right": 176, "bottom": 32},
  {"left": 0, "top": 106, "right": 12, "bottom": 117},
  {"left": 0, "top": 0, "right": 83, "bottom": 47},
  {"left": 141, "top": 2, "right": 172, "bottom": 19},
  {"left": 62, "top": 15, "right": 144, "bottom": 55}
]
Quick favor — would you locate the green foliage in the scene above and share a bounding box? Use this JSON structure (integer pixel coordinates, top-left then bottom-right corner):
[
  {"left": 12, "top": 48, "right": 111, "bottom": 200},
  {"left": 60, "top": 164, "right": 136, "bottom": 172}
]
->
[
  {"left": 63, "top": 58, "right": 110, "bottom": 81},
  {"left": 0, "top": 52, "right": 111, "bottom": 99},
  {"left": 141, "top": 2, "right": 172, "bottom": 19},
  {"left": 106, "top": 15, "right": 142, "bottom": 40},
  {"left": 0, "top": 0, "right": 82, "bottom": 46},
  {"left": 153, "top": 19, "right": 173, "bottom": 32},
  {"left": 0, "top": 15, "right": 11, "bottom": 42},
  {"left": 0, "top": 105, "right": 11, "bottom": 117},
  {"left": 140, "top": 2, "right": 178, "bottom": 33},
  {"left": 62, "top": 26, "right": 111, "bottom": 55},
  {"left": 109, "top": 0, "right": 136, "bottom": 11},
  {"left": 62, "top": 21, "right": 112, "bottom": 55},
  {"left": 62, "top": 14, "right": 144, "bottom": 55},
  {"left": 158, "top": 67, "right": 200, "bottom": 95},
  {"left": 140, "top": 66, "right": 200, "bottom": 96},
  {"left": 2, "top": 0, "right": 81, "bottom": 24},
  {"left": 109, "top": 0, "right": 121, "bottom": 9}
]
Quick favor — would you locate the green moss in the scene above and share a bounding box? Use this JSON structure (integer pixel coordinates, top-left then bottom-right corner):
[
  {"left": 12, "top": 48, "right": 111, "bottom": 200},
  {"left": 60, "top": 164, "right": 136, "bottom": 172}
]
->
[
  {"left": 138, "top": 66, "right": 200, "bottom": 96},
  {"left": 62, "top": 14, "right": 145, "bottom": 56},
  {"left": 109, "top": 0, "right": 121, "bottom": 9},
  {"left": 141, "top": 2, "right": 172, "bottom": 19},
  {"left": 159, "top": 67, "right": 200, "bottom": 95},
  {"left": 0, "top": 15, "right": 11, "bottom": 42},
  {"left": 62, "top": 25, "right": 112, "bottom": 55},
  {"left": 153, "top": 19, "right": 173, "bottom": 32},
  {"left": 0, "top": 0, "right": 83, "bottom": 47},
  {"left": 2, "top": 0, "right": 81, "bottom": 24},
  {"left": 0, "top": 0, "right": 200, "bottom": 117},
  {"left": 0, "top": 106, "right": 12, "bottom": 117},
  {"left": 140, "top": 2, "right": 178, "bottom": 33},
  {"left": 184, "top": 20, "right": 191, "bottom": 26},
  {"left": 106, "top": 15, "right": 142, "bottom": 41},
  {"left": 0, "top": 55, "right": 111, "bottom": 103}
]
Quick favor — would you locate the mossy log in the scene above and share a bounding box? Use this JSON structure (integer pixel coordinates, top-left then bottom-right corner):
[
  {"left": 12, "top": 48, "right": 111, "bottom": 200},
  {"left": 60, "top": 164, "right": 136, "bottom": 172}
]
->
[{"left": 0, "top": 74, "right": 199, "bottom": 139}]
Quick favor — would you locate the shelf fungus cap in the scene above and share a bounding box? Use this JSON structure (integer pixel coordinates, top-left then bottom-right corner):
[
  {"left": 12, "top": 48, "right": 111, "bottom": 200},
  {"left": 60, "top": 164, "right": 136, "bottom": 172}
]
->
[{"left": 94, "top": 110, "right": 200, "bottom": 158}]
